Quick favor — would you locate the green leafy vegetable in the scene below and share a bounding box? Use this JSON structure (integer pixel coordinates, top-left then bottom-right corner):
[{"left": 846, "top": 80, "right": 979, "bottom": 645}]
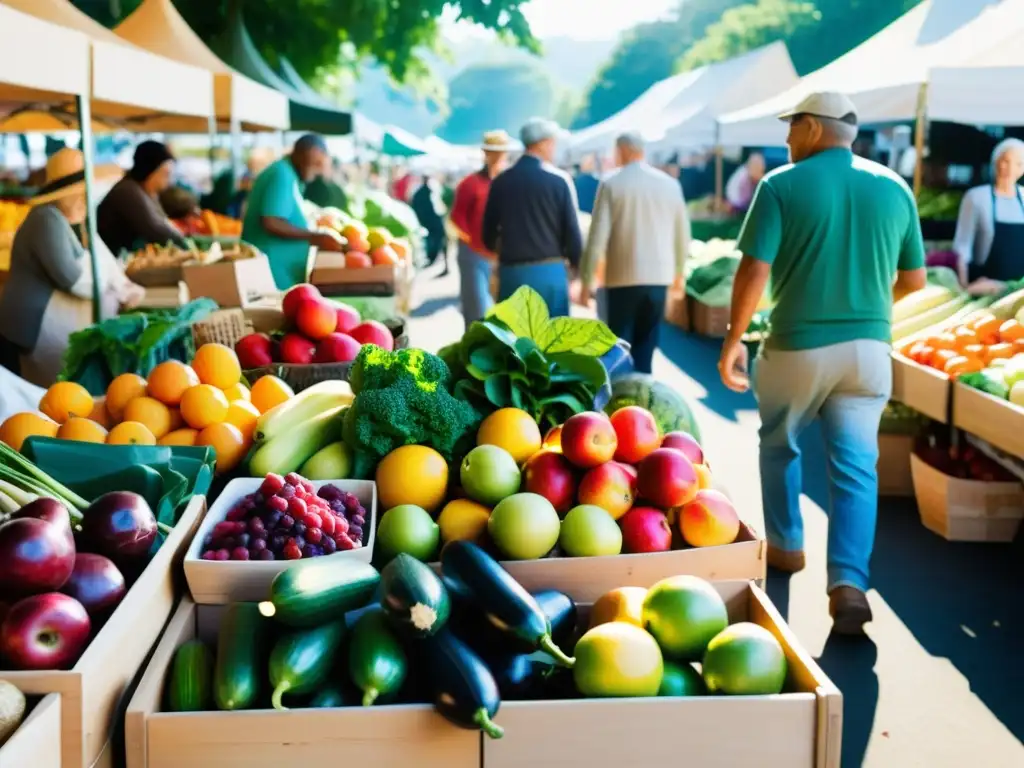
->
[{"left": 488, "top": 286, "right": 617, "bottom": 356}]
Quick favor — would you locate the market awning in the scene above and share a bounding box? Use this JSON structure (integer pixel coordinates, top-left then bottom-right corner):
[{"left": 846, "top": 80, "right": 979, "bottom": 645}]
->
[
  {"left": 0, "top": 4, "right": 88, "bottom": 105},
  {"left": 1, "top": 0, "right": 215, "bottom": 132},
  {"left": 382, "top": 126, "right": 429, "bottom": 157},
  {"left": 114, "top": 0, "right": 289, "bottom": 132}
]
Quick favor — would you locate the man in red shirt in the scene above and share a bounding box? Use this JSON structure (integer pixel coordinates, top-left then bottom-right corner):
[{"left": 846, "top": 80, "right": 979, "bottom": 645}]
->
[{"left": 450, "top": 130, "right": 515, "bottom": 324}]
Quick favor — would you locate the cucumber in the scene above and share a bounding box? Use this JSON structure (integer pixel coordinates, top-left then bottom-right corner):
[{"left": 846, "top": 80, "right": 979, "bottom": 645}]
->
[
  {"left": 450, "top": 589, "right": 578, "bottom": 657},
  {"left": 348, "top": 606, "right": 408, "bottom": 706},
  {"left": 259, "top": 556, "right": 380, "bottom": 628},
  {"left": 379, "top": 553, "right": 450, "bottom": 637},
  {"left": 269, "top": 620, "right": 346, "bottom": 710},
  {"left": 307, "top": 683, "right": 357, "bottom": 708},
  {"left": 214, "top": 602, "right": 270, "bottom": 711},
  {"left": 439, "top": 541, "right": 574, "bottom": 666},
  {"left": 423, "top": 628, "right": 504, "bottom": 739},
  {"left": 166, "top": 639, "right": 213, "bottom": 712}
]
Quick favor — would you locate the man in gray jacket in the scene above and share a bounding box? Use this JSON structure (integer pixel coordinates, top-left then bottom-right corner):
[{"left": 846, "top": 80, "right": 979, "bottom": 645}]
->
[{"left": 579, "top": 132, "right": 689, "bottom": 373}]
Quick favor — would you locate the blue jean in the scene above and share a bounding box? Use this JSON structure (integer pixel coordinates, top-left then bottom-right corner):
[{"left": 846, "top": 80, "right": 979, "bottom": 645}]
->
[
  {"left": 754, "top": 339, "right": 891, "bottom": 592},
  {"left": 457, "top": 243, "right": 494, "bottom": 325},
  {"left": 498, "top": 261, "right": 569, "bottom": 317},
  {"left": 605, "top": 285, "right": 667, "bottom": 375}
]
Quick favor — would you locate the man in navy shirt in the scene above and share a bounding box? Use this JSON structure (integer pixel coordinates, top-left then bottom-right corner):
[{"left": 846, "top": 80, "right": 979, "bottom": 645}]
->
[{"left": 483, "top": 118, "right": 582, "bottom": 317}]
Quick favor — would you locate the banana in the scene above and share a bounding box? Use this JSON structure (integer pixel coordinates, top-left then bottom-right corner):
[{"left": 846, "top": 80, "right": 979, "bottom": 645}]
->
[
  {"left": 248, "top": 406, "right": 346, "bottom": 478},
  {"left": 254, "top": 380, "right": 354, "bottom": 444}
]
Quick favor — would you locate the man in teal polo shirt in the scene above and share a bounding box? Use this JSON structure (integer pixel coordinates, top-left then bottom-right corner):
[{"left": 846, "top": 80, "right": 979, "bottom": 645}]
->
[
  {"left": 718, "top": 92, "right": 927, "bottom": 635},
  {"left": 242, "top": 134, "right": 344, "bottom": 289}
]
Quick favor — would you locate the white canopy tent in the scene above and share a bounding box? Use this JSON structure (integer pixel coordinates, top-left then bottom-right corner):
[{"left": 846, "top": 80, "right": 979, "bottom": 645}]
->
[
  {"left": 717, "top": 0, "right": 1004, "bottom": 147},
  {"left": 569, "top": 42, "right": 798, "bottom": 159}
]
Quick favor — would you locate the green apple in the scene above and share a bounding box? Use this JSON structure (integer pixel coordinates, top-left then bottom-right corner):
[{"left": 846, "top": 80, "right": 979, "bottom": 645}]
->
[{"left": 460, "top": 444, "right": 522, "bottom": 506}]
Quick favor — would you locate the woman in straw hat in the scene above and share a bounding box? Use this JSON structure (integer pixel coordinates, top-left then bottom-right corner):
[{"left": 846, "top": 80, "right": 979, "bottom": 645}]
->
[{"left": 0, "top": 148, "right": 144, "bottom": 387}]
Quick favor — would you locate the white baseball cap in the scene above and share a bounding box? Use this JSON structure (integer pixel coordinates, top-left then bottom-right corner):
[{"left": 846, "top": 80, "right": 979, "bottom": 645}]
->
[{"left": 778, "top": 92, "right": 858, "bottom": 125}]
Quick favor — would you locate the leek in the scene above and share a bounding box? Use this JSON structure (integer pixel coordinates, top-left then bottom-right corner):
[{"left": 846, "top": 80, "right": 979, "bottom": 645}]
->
[
  {"left": 0, "top": 478, "right": 39, "bottom": 508},
  {"left": 893, "top": 285, "right": 956, "bottom": 326},
  {"left": 0, "top": 442, "right": 88, "bottom": 513},
  {"left": 0, "top": 489, "right": 20, "bottom": 516}
]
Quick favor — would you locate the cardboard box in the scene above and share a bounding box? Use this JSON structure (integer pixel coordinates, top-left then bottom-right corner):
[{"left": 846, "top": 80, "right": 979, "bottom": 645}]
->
[
  {"left": 891, "top": 354, "right": 950, "bottom": 424},
  {"left": 878, "top": 433, "right": 915, "bottom": 497},
  {"left": 484, "top": 581, "right": 842, "bottom": 768},
  {"left": 183, "top": 255, "right": 278, "bottom": 308},
  {"left": 125, "top": 599, "right": 479, "bottom": 768},
  {"left": 183, "top": 478, "right": 377, "bottom": 604},
  {"left": 0, "top": 495, "right": 205, "bottom": 768},
  {"left": 910, "top": 454, "right": 1024, "bottom": 542},
  {"left": 664, "top": 289, "right": 690, "bottom": 330},
  {"left": 0, "top": 694, "right": 62, "bottom": 768},
  {"left": 309, "top": 252, "right": 396, "bottom": 297},
  {"left": 690, "top": 297, "right": 730, "bottom": 338},
  {"left": 952, "top": 382, "right": 1024, "bottom": 458}
]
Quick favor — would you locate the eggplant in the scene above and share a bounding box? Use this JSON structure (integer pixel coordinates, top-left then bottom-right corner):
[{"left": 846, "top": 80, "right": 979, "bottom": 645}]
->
[
  {"left": 439, "top": 541, "right": 574, "bottom": 666},
  {"left": 422, "top": 628, "right": 503, "bottom": 739},
  {"left": 486, "top": 650, "right": 562, "bottom": 701},
  {"left": 450, "top": 589, "right": 578, "bottom": 657}
]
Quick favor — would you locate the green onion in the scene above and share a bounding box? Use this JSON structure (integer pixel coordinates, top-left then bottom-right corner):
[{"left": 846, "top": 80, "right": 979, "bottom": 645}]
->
[
  {"left": 0, "top": 443, "right": 89, "bottom": 512},
  {"left": 0, "top": 478, "right": 39, "bottom": 508},
  {"left": 0, "top": 489, "right": 20, "bottom": 516}
]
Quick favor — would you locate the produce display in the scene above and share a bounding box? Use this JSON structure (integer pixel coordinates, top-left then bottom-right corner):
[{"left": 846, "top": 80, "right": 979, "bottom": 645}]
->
[
  {"left": 0, "top": 200, "right": 28, "bottom": 238},
  {"left": 172, "top": 210, "right": 243, "bottom": 238},
  {"left": 235, "top": 283, "right": 398, "bottom": 368},
  {"left": 315, "top": 211, "right": 411, "bottom": 269},
  {"left": 684, "top": 239, "right": 772, "bottom": 311},
  {"left": 0, "top": 680, "right": 25, "bottom": 746},
  {"left": 900, "top": 306, "right": 1024, "bottom": 379},
  {"left": 916, "top": 187, "right": 964, "bottom": 222},
  {"left": 123, "top": 239, "right": 256, "bottom": 277},
  {"left": 913, "top": 426, "right": 1016, "bottom": 482}
]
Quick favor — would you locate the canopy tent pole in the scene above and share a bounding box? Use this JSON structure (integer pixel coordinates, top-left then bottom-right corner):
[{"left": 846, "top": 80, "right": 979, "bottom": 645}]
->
[
  {"left": 75, "top": 93, "right": 102, "bottom": 324},
  {"left": 912, "top": 83, "right": 928, "bottom": 197}
]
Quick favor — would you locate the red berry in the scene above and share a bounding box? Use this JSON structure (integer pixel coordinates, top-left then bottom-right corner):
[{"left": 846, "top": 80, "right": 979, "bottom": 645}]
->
[
  {"left": 280, "top": 515, "right": 295, "bottom": 530},
  {"left": 306, "top": 528, "right": 323, "bottom": 544},
  {"left": 267, "top": 495, "right": 288, "bottom": 513},
  {"left": 226, "top": 505, "right": 247, "bottom": 521},
  {"left": 201, "top": 550, "right": 216, "bottom": 560},
  {"left": 260, "top": 473, "right": 285, "bottom": 496},
  {"left": 284, "top": 472, "right": 303, "bottom": 487},
  {"left": 334, "top": 514, "right": 349, "bottom": 534},
  {"left": 231, "top": 547, "right": 250, "bottom": 561},
  {"left": 284, "top": 544, "right": 303, "bottom": 560},
  {"left": 301, "top": 480, "right": 315, "bottom": 495},
  {"left": 302, "top": 512, "right": 322, "bottom": 529},
  {"left": 233, "top": 521, "right": 248, "bottom": 534},
  {"left": 288, "top": 497, "right": 307, "bottom": 517},
  {"left": 335, "top": 534, "right": 355, "bottom": 551},
  {"left": 215, "top": 549, "right": 230, "bottom": 561},
  {"left": 320, "top": 514, "right": 335, "bottom": 535}
]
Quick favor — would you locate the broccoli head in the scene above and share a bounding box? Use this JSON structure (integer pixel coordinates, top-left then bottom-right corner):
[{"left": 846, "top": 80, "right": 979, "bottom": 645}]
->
[{"left": 348, "top": 344, "right": 451, "bottom": 395}]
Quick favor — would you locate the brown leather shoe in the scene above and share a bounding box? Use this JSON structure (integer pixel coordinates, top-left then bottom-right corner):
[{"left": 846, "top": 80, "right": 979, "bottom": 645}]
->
[
  {"left": 767, "top": 544, "right": 806, "bottom": 573},
  {"left": 829, "top": 586, "right": 873, "bottom": 636}
]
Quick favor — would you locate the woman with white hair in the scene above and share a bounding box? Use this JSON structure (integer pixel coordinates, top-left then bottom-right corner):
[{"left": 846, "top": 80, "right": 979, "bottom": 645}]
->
[{"left": 953, "top": 138, "right": 1024, "bottom": 293}]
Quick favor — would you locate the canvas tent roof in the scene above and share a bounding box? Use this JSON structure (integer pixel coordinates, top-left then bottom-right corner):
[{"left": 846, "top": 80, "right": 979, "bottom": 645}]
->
[
  {"left": 0, "top": 4, "right": 89, "bottom": 104},
  {"left": 717, "top": 0, "right": 1004, "bottom": 146},
  {"left": 114, "top": 0, "right": 288, "bottom": 132},
  {"left": 382, "top": 127, "right": 429, "bottom": 157},
  {"left": 1, "top": 0, "right": 214, "bottom": 132}
]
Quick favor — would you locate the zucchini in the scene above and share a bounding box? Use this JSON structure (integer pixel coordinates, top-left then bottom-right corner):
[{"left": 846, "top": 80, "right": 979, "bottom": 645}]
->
[
  {"left": 486, "top": 650, "right": 562, "bottom": 701},
  {"left": 450, "top": 589, "right": 578, "bottom": 657},
  {"left": 423, "top": 628, "right": 504, "bottom": 739},
  {"left": 214, "top": 602, "right": 270, "bottom": 711},
  {"left": 259, "top": 556, "right": 380, "bottom": 628},
  {"left": 379, "top": 553, "right": 451, "bottom": 637},
  {"left": 307, "top": 682, "right": 357, "bottom": 708},
  {"left": 269, "top": 620, "right": 346, "bottom": 710},
  {"left": 166, "top": 640, "right": 213, "bottom": 712},
  {"left": 348, "top": 606, "right": 408, "bottom": 706},
  {"left": 439, "top": 541, "right": 574, "bottom": 667}
]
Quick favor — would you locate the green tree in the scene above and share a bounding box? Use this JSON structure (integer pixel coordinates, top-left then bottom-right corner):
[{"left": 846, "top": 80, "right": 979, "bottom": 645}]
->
[{"left": 438, "top": 60, "right": 557, "bottom": 145}]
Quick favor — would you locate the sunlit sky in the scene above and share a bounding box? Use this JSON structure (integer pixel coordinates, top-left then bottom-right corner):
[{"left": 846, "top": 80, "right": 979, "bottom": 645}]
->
[{"left": 445, "top": 0, "right": 678, "bottom": 41}]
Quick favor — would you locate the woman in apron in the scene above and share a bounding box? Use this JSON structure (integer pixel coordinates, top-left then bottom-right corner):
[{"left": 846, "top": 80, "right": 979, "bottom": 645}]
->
[{"left": 953, "top": 138, "right": 1024, "bottom": 294}]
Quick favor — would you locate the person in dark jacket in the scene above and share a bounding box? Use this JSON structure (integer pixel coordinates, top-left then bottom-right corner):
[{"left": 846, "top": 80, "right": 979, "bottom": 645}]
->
[
  {"left": 483, "top": 117, "right": 582, "bottom": 317},
  {"left": 411, "top": 175, "right": 448, "bottom": 271},
  {"left": 97, "top": 141, "right": 189, "bottom": 255}
]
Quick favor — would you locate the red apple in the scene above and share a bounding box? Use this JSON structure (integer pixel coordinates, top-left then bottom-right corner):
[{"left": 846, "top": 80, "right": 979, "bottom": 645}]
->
[
  {"left": 13, "top": 497, "right": 73, "bottom": 547},
  {"left": 637, "top": 448, "right": 699, "bottom": 509},
  {"left": 60, "top": 554, "right": 126, "bottom": 617},
  {"left": 619, "top": 506, "right": 672, "bottom": 554},
  {"left": 560, "top": 412, "right": 618, "bottom": 469},
  {"left": 0, "top": 593, "right": 91, "bottom": 670},
  {"left": 522, "top": 450, "right": 578, "bottom": 515},
  {"left": 661, "top": 431, "right": 704, "bottom": 466},
  {"left": 282, "top": 283, "right": 321, "bottom": 321},
  {"left": 610, "top": 461, "right": 639, "bottom": 482},
  {"left": 279, "top": 333, "right": 316, "bottom": 365},
  {"left": 345, "top": 252, "right": 372, "bottom": 269},
  {"left": 679, "top": 489, "right": 741, "bottom": 548},
  {"left": 0, "top": 518, "right": 75, "bottom": 597},
  {"left": 295, "top": 299, "right": 337, "bottom": 340},
  {"left": 314, "top": 332, "right": 362, "bottom": 364},
  {"left": 235, "top": 333, "right": 274, "bottom": 368},
  {"left": 542, "top": 425, "right": 563, "bottom": 451},
  {"left": 335, "top": 303, "right": 361, "bottom": 334},
  {"left": 609, "top": 406, "right": 661, "bottom": 464},
  {"left": 577, "top": 462, "right": 635, "bottom": 520},
  {"left": 349, "top": 321, "right": 394, "bottom": 351}
]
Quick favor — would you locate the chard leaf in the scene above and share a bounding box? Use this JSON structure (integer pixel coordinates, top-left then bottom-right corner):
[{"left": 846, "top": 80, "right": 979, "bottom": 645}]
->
[
  {"left": 540, "top": 317, "right": 617, "bottom": 356},
  {"left": 468, "top": 345, "right": 506, "bottom": 374},
  {"left": 484, "top": 374, "right": 513, "bottom": 407},
  {"left": 488, "top": 286, "right": 550, "bottom": 341}
]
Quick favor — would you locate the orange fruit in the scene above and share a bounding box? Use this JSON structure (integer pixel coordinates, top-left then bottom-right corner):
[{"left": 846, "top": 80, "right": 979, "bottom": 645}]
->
[
  {"left": 375, "top": 444, "right": 449, "bottom": 513},
  {"left": 88, "top": 398, "right": 113, "bottom": 429},
  {"left": 147, "top": 361, "right": 200, "bottom": 406},
  {"left": 224, "top": 400, "right": 261, "bottom": 443},
  {"left": 944, "top": 356, "right": 983, "bottom": 377},
  {"left": 122, "top": 396, "right": 173, "bottom": 439},
  {"left": 57, "top": 417, "right": 108, "bottom": 444},
  {"left": 916, "top": 345, "right": 935, "bottom": 367},
  {"left": 476, "top": 407, "right": 543, "bottom": 465},
  {"left": 953, "top": 326, "right": 978, "bottom": 350},
  {"left": 962, "top": 343, "right": 986, "bottom": 360},
  {"left": 196, "top": 422, "right": 247, "bottom": 473},
  {"left": 927, "top": 332, "right": 958, "bottom": 351},
  {"left": 999, "top": 318, "right": 1024, "bottom": 343},
  {"left": 0, "top": 412, "right": 59, "bottom": 451},
  {"left": 986, "top": 342, "right": 1016, "bottom": 362},
  {"left": 222, "top": 382, "right": 251, "bottom": 403},
  {"left": 106, "top": 421, "right": 156, "bottom": 446},
  {"left": 250, "top": 375, "right": 294, "bottom": 414},
  {"left": 180, "top": 385, "right": 230, "bottom": 430},
  {"left": 168, "top": 408, "right": 185, "bottom": 431},
  {"left": 105, "top": 373, "right": 148, "bottom": 422},
  {"left": 191, "top": 343, "right": 242, "bottom": 390},
  {"left": 932, "top": 349, "right": 959, "bottom": 370},
  {"left": 159, "top": 428, "right": 199, "bottom": 447},
  {"left": 39, "top": 381, "right": 93, "bottom": 424},
  {"left": 970, "top": 313, "right": 1002, "bottom": 343}
]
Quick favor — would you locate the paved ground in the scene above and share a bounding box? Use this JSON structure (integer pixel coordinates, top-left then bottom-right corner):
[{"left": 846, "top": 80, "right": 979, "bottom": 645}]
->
[{"left": 405, "top": 259, "right": 1024, "bottom": 768}]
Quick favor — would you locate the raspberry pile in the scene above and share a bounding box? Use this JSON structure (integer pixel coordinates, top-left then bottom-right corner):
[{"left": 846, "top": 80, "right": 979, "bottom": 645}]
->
[{"left": 200, "top": 472, "right": 367, "bottom": 562}]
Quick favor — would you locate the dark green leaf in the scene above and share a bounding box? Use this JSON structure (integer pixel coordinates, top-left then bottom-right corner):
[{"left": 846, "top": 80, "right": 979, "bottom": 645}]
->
[
  {"left": 469, "top": 345, "right": 507, "bottom": 374},
  {"left": 540, "top": 317, "right": 618, "bottom": 356},
  {"left": 538, "top": 392, "right": 588, "bottom": 413},
  {"left": 465, "top": 364, "right": 490, "bottom": 381},
  {"left": 515, "top": 338, "right": 550, "bottom": 378},
  {"left": 549, "top": 352, "right": 609, "bottom": 391},
  {"left": 484, "top": 374, "right": 513, "bottom": 408}
]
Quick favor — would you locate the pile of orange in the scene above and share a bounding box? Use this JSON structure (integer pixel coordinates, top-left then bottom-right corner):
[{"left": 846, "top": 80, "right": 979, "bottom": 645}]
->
[
  {"left": 903, "top": 314, "right": 1024, "bottom": 377},
  {"left": 0, "top": 344, "right": 296, "bottom": 474}
]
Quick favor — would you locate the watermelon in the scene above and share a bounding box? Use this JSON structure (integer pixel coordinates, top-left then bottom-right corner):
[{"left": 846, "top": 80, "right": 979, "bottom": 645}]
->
[{"left": 605, "top": 374, "right": 701, "bottom": 442}]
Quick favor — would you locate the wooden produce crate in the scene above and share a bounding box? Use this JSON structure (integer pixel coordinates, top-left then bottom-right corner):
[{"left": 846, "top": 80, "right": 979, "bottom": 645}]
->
[
  {"left": 182, "top": 255, "right": 279, "bottom": 308},
  {"left": 309, "top": 252, "right": 396, "bottom": 297},
  {"left": 690, "top": 297, "right": 730, "bottom": 338},
  {"left": 891, "top": 353, "right": 951, "bottom": 424},
  {"left": 0, "top": 694, "right": 62, "bottom": 768},
  {"left": 910, "top": 454, "right": 1024, "bottom": 542},
  {"left": 952, "top": 382, "right": 1024, "bottom": 459},
  {"left": 484, "top": 581, "right": 842, "bottom": 768},
  {"left": 0, "top": 496, "right": 206, "bottom": 768},
  {"left": 125, "top": 599, "right": 479, "bottom": 768},
  {"left": 664, "top": 288, "right": 690, "bottom": 331},
  {"left": 878, "top": 433, "right": 915, "bottom": 497}
]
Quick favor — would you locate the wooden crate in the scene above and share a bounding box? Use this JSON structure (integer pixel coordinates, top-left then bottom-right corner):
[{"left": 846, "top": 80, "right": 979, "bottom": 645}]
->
[
  {"left": 690, "top": 298, "right": 730, "bottom": 338},
  {"left": 485, "top": 581, "right": 842, "bottom": 768},
  {"left": 891, "top": 354, "right": 950, "bottom": 424},
  {"left": 952, "top": 382, "right": 1024, "bottom": 459},
  {"left": 0, "top": 496, "right": 206, "bottom": 768},
  {"left": 878, "top": 433, "right": 915, "bottom": 497},
  {"left": 125, "top": 599, "right": 480, "bottom": 768},
  {"left": 0, "top": 694, "right": 62, "bottom": 768},
  {"left": 664, "top": 289, "right": 690, "bottom": 330}
]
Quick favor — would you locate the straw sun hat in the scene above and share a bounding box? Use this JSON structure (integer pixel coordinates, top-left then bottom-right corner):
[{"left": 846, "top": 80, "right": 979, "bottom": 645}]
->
[
  {"left": 481, "top": 130, "right": 518, "bottom": 153},
  {"left": 31, "top": 148, "right": 121, "bottom": 206}
]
